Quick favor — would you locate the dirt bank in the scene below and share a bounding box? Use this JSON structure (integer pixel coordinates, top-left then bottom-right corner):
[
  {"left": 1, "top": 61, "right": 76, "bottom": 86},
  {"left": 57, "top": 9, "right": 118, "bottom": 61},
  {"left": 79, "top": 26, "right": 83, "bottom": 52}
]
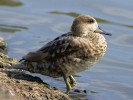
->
[{"left": 0, "top": 69, "right": 71, "bottom": 100}]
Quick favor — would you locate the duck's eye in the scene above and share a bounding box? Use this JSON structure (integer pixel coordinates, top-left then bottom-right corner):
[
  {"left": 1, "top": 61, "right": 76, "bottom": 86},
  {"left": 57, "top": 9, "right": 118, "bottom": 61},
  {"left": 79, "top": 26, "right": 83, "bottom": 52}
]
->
[{"left": 88, "top": 19, "right": 94, "bottom": 23}]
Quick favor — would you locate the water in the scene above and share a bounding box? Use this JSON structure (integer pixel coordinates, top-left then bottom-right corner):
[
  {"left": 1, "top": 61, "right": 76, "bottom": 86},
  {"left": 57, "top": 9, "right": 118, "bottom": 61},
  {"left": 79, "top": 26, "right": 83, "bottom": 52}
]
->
[{"left": 0, "top": 0, "right": 133, "bottom": 100}]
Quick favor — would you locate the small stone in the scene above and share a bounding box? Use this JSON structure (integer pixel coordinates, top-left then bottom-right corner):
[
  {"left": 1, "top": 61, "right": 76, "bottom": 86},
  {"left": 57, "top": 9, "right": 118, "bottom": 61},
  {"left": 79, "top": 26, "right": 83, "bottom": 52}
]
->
[
  {"left": 29, "top": 87, "right": 33, "bottom": 90},
  {"left": 83, "top": 90, "right": 87, "bottom": 93},
  {"left": 16, "top": 80, "right": 20, "bottom": 83},
  {"left": 53, "top": 87, "right": 58, "bottom": 90},
  {"left": 74, "top": 89, "right": 82, "bottom": 93}
]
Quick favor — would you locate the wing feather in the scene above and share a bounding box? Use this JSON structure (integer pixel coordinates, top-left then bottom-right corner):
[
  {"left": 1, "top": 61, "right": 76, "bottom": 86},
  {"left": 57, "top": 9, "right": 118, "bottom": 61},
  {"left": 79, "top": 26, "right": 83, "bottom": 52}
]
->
[{"left": 22, "top": 33, "right": 89, "bottom": 62}]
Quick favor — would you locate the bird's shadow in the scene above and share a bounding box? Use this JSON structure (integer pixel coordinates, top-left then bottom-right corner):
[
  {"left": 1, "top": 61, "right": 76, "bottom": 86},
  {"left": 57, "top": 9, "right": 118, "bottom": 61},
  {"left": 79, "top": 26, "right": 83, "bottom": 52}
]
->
[{"left": 0, "top": 69, "right": 48, "bottom": 84}]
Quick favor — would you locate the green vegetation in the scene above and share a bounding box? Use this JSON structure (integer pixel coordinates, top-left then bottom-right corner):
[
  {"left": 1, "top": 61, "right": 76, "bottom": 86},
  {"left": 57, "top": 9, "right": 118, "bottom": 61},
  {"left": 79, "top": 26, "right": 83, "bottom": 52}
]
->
[{"left": 0, "top": 0, "right": 23, "bottom": 7}]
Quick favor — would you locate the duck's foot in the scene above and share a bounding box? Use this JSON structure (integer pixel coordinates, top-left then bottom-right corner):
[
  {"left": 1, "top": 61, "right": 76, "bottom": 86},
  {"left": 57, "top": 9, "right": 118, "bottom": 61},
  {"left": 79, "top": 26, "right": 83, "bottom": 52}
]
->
[
  {"left": 63, "top": 74, "right": 72, "bottom": 95},
  {"left": 63, "top": 74, "right": 76, "bottom": 95}
]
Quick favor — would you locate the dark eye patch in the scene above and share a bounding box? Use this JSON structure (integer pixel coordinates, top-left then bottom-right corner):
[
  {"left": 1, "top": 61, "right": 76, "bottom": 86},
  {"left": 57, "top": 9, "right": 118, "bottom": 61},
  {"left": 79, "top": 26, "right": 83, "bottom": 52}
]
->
[{"left": 88, "top": 19, "right": 94, "bottom": 23}]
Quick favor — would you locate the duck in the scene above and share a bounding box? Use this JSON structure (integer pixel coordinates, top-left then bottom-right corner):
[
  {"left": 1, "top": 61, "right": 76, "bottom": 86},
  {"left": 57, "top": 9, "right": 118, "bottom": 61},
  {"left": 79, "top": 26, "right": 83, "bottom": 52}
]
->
[{"left": 6, "top": 15, "right": 111, "bottom": 94}]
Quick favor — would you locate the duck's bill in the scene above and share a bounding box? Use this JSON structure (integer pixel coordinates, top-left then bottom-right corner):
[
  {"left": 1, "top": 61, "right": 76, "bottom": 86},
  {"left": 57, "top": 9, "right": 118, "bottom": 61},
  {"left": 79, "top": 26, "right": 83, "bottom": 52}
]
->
[{"left": 95, "top": 27, "right": 112, "bottom": 36}]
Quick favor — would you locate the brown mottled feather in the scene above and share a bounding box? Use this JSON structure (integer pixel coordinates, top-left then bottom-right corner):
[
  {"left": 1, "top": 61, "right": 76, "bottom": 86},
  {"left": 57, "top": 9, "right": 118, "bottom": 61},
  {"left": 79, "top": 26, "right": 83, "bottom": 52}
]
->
[{"left": 21, "top": 32, "right": 106, "bottom": 77}]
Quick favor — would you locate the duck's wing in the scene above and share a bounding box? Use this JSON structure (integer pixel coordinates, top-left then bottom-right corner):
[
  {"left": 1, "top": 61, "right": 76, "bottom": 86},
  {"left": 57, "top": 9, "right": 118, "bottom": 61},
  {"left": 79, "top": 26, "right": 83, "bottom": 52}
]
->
[{"left": 22, "top": 34, "right": 88, "bottom": 62}]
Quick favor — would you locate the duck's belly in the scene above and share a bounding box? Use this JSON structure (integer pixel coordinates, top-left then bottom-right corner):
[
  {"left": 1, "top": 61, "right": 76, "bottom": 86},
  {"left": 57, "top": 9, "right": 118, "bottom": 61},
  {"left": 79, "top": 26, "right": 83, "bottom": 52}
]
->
[
  {"left": 60, "top": 53, "right": 105, "bottom": 76},
  {"left": 24, "top": 55, "right": 103, "bottom": 77},
  {"left": 61, "top": 60, "right": 97, "bottom": 76},
  {"left": 24, "top": 60, "right": 95, "bottom": 78}
]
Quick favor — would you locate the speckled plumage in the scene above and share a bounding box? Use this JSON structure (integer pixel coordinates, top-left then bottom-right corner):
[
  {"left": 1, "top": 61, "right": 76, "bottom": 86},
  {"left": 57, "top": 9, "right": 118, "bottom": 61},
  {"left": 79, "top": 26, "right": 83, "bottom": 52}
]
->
[
  {"left": 7, "top": 15, "right": 111, "bottom": 94},
  {"left": 22, "top": 32, "right": 107, "bottom": 77}
]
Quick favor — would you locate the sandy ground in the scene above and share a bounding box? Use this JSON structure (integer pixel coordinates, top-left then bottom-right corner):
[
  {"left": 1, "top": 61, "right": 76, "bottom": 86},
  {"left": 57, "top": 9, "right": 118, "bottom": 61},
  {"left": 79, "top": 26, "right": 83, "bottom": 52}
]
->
[{"left": 0, "top": 68, "right": 71, "bottom": 100}]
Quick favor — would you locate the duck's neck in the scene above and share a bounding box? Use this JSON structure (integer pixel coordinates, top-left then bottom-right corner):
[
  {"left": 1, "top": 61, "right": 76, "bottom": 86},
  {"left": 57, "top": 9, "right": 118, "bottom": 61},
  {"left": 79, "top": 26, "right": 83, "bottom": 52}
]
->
[{"left": 82, "top": 32, "right": 96, "bottom": 40}]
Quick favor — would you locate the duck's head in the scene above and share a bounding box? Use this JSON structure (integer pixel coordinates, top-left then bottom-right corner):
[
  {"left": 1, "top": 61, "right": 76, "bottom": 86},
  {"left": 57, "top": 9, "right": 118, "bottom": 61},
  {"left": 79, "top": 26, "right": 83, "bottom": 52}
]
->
[{"left": 71, "top": 15, "right": 111, "bottom": 36}]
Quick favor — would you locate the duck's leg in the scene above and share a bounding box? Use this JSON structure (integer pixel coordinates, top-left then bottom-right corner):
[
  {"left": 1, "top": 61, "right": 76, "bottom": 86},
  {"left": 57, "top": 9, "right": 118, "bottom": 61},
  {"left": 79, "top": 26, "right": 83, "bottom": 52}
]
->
[
  {"left": 69, "top": 75, "right": 76, "bottom": 88},
  {"left": 63, "top": 74, "right": 72, "bottom": 95}
]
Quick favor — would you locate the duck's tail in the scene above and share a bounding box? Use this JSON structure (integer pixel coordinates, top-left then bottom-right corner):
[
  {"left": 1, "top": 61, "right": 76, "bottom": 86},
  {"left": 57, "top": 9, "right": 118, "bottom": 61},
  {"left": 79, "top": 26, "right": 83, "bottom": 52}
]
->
[{"left": 5, "top": 64, "right": 27, "bottom": 69}]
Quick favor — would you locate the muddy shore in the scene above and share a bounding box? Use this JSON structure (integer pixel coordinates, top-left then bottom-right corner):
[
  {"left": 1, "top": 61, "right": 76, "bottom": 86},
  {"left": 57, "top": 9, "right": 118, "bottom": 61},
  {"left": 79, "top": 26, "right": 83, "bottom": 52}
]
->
[{"left": 0, "top": 69, "right": 71, "bottom": 100}]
